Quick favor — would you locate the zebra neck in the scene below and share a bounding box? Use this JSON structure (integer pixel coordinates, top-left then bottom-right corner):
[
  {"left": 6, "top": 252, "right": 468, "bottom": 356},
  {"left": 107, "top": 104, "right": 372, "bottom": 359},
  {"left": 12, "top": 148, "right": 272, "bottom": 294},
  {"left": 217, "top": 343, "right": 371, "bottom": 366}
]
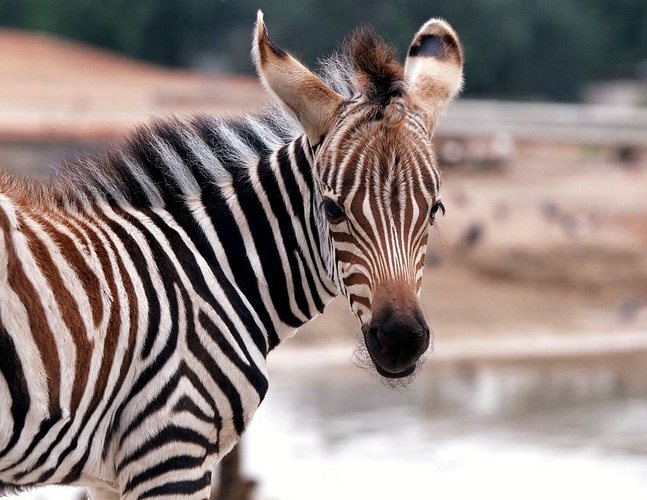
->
[{"left": 211, "top": 135, "right": 338, "bottom": 351}]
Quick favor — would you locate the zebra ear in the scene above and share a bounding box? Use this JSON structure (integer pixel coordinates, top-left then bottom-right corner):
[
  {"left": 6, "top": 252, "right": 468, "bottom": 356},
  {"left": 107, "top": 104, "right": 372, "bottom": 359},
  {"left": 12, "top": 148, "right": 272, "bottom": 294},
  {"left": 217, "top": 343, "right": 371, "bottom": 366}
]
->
[
  {"left": 253, "top": 11, "right": 344, "bottom": 146},
  {"left": 404, "top": 19, "right": 464, "bottom": 133}
]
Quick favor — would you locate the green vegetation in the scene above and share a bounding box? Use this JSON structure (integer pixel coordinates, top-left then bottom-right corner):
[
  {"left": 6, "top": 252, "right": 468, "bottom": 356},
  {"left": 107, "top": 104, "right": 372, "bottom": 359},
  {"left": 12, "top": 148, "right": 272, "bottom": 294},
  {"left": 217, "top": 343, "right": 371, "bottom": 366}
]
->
[{"left": 2, "top": 0, "right": 646, "bottom": 101}]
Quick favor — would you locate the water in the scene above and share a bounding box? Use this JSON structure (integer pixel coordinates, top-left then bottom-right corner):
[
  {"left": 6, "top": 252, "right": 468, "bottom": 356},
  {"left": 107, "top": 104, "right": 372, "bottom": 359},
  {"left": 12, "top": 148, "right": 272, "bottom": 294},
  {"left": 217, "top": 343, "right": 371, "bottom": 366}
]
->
[
  {"left": 244, "top": 365, "right": 647, "bottom": 500},
  {"left": 10, "top": 359, "right": 647, "bottom": 500}
]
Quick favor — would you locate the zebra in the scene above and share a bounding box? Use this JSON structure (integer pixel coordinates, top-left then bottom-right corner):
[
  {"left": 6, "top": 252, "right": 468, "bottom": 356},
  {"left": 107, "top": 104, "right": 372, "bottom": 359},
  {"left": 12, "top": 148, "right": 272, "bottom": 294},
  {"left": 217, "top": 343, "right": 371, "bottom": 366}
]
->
[{"left": 0, "top": 11, "right": 463, "bottom": 500}]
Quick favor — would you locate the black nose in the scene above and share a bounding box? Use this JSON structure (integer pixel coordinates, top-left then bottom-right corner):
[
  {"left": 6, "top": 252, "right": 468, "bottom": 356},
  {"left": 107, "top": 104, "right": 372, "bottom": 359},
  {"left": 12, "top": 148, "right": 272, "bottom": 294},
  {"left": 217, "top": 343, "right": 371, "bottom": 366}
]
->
[{"left": 364, "top": 309, "right": 430, "bottom": 377}]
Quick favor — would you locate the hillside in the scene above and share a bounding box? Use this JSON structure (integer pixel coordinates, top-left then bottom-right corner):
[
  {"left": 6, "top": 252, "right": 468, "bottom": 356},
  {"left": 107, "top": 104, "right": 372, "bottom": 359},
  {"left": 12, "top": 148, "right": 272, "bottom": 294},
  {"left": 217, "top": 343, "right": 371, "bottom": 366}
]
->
[{"left": 0, "top": 29, "right": 266, "bottom": 142}]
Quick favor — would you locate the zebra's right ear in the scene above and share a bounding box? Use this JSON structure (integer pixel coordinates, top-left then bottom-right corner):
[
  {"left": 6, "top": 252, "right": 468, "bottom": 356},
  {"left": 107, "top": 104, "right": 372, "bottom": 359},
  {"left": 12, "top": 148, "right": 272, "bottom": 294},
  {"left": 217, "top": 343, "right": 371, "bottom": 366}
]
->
[
  {"left": 253, "top": 11, "right": 344, "bottom": 146},
  {"left": 404, "top": 19, "right": 464, "bottom": 133}
]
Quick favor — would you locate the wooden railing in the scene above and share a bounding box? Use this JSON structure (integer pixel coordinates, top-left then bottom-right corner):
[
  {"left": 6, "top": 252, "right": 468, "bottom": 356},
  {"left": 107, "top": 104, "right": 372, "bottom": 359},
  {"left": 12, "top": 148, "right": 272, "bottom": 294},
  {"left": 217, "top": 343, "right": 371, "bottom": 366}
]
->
[{"left": 438, "top": 99, "right": 647, "bottom": 147}]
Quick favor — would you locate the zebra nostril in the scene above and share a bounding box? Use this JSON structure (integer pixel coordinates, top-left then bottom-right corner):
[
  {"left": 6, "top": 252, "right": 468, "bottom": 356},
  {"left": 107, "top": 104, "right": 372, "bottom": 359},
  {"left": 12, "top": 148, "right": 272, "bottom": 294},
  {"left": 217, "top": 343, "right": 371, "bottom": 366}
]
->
[
  {"left": 375, "top": 328, "right": 390, "bottom": 349},
  {"left": 368, "top": 326, "right": 384, "bottom": 351}
]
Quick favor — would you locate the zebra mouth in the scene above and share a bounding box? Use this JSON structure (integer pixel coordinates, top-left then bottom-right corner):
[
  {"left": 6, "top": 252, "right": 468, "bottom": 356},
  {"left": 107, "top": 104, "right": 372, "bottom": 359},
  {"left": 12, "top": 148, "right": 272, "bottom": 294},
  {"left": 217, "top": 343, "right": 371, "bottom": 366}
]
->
[
  {"left": 373, "top": 362, "right": 417, "bottom": 379},
  {"left": 363, "top": 342, "right": 418, "bottom": 379}
]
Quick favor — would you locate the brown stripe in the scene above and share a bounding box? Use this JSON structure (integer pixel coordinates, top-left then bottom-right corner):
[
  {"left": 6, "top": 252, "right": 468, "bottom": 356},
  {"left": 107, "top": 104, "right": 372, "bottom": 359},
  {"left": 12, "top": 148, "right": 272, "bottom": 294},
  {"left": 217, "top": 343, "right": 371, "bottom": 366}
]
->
[
  {"left": 366, "top": 165, "right": 390, "bottom": 279},
  {"left": 329, "top": 229, "right": 361, "bottom": 245},
  {"left": 37, "top": 214, "right": 104, "bottom": 328},
  {"left": 343, "top": 271, "right": 371, "bottom": 288},
  {"left": 411, "top": 226, "right": 429, "bottom": 260},
  {"left": 335, "top": 250, "right": 370, "bottom": 272},
  {"left": 402, "top": 167, "right": 416, "bottom": 249},
  {"left": 346, "top": 187, "right": 382, "bottom": 272},
  {"left": 20, "top": 215, "right": 92, "bottom": 411},
  {"left": 349, "top": 293, "right": 371, "bottom": 310},
  {"left": 0, "top": 206, "right": 61, "bottom": 414},
  {"left": 340, "top": 190, "right": 380, "bottom": 261},
  {"left": 338, "top": 135, "right": 366, "bottom": 198}
]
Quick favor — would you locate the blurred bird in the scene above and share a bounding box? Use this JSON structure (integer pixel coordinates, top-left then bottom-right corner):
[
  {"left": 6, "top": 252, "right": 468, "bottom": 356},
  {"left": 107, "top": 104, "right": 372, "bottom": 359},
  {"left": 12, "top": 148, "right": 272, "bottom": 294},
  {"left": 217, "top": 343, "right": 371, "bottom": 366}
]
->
[
  {"left": 462, "top": 223, "right": 485, "bottom": 249},
  {"left": 618, "top": 296, "right": 643, "bottom": 322},
  {"left": 539, "top": 199, "right": 560, "bottom": 221}
]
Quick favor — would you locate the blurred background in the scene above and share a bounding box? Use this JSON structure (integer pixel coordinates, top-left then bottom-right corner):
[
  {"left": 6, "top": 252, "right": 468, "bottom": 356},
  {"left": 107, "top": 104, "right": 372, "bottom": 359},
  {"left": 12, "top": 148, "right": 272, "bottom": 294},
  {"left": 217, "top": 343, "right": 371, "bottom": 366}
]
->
[{"left": 1, "top": 1, "right": 646, "bottom": 499}]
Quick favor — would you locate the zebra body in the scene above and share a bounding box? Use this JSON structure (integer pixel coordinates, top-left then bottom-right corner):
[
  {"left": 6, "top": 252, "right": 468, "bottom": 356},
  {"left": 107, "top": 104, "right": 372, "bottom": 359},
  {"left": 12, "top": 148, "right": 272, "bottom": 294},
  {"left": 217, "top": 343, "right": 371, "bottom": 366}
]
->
[
  {"left": 0, "top": 12, "right": 464, "bottom": 499},
  {"left": 0, "top": 118, "right": 332, "bottom": 495}
]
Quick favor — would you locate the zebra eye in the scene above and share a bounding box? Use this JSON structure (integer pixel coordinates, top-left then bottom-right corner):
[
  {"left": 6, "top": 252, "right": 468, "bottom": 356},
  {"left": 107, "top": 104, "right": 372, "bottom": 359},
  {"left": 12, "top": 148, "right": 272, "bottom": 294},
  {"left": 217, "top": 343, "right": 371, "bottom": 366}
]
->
[
  {"left": 322, "top": 197, "right": 345, "bottom": 223},
  {"left": 430, "top": 201, "right": 446, "bottom": 220}
]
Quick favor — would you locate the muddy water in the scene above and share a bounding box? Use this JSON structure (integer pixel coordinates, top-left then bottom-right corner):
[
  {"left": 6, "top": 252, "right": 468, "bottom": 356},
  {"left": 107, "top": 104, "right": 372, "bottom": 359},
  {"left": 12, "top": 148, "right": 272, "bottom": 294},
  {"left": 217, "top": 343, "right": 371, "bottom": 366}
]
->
[{"left": 244, "top": 364, "right": 647, "bottom": 500}]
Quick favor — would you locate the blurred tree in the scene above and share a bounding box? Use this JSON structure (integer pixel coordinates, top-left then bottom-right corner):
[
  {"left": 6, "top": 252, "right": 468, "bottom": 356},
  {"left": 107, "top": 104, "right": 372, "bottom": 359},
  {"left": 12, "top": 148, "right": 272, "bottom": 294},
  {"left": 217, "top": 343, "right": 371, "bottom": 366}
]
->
[{"left": 1, "top": 0, "right": 646, "bottom": 101}]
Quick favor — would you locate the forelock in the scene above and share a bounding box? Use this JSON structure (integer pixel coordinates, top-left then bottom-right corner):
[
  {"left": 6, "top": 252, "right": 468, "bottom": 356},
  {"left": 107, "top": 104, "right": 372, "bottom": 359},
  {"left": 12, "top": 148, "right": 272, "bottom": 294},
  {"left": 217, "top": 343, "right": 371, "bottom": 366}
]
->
[
  {"left": 318, "top": 27, "right": 405, "bottom": 107},
  {"left": 347, "top": 27, "right": 405, "bottom": 105}
]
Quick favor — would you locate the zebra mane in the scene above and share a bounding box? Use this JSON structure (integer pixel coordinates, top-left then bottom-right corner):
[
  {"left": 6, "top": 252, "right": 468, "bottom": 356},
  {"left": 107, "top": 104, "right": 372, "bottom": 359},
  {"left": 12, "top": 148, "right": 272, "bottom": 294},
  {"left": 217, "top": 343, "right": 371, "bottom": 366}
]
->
[
  {"left": 0, "top": 109, "right": 301, "bottom": 210},
  {"left": 0, "top": 29, "right": 401, "bottom": 210}
]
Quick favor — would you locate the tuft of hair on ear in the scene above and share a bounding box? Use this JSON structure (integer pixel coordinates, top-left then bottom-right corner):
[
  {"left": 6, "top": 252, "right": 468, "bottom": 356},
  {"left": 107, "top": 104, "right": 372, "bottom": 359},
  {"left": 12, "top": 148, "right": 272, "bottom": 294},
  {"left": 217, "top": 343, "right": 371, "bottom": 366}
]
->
[{"left": 346, "top": 27, "right": 405, "bottom": 106}]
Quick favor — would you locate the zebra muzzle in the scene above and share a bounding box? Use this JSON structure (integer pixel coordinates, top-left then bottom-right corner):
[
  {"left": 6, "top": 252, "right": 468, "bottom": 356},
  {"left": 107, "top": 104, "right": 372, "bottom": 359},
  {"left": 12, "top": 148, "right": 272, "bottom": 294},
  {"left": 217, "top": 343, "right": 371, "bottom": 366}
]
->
[{"left": 363, "top": 294, "right": 430, "bottom": 378}]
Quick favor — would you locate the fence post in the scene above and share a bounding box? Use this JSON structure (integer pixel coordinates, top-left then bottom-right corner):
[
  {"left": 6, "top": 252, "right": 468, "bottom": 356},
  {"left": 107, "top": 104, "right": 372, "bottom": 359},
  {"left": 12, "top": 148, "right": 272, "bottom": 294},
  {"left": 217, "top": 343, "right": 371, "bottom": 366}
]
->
[{"left": 211, "top": 442, "right": 256, "bottom": 500}]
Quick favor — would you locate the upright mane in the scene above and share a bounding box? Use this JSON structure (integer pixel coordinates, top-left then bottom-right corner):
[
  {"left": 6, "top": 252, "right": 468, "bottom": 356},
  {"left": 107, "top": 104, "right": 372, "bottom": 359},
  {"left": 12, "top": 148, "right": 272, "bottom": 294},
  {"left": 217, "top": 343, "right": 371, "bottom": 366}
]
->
[{"left": 0, "top": 111, "right": 299, "bottom": 210}]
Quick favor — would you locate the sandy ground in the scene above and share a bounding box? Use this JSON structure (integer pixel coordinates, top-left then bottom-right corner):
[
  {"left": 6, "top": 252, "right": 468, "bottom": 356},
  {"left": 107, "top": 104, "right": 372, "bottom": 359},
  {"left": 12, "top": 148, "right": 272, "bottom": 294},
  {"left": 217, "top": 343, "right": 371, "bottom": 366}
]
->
[{"left": 0, "top": 29, "right": 266, "bottom": 142}]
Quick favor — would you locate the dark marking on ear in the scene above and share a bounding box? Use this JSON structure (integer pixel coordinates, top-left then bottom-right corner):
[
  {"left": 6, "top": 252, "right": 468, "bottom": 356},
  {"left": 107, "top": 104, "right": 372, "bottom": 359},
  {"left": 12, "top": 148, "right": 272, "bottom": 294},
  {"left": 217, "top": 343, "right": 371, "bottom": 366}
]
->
[
  {"left": 409, "top": 33, "right": 458, "bottom": 61},
  {"left": 266, "top": 36, "right": 288, "bottom": 59},
  {"left": 258, "top": 24, "right": 288, "bottom": 64}
]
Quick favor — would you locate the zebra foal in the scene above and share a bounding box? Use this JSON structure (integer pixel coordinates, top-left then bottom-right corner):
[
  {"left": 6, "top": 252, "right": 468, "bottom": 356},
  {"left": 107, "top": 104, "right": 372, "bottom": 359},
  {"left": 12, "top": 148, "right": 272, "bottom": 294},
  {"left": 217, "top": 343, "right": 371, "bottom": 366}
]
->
[{"left": 0, "top": 12, "right": 463, "bottom": 500}]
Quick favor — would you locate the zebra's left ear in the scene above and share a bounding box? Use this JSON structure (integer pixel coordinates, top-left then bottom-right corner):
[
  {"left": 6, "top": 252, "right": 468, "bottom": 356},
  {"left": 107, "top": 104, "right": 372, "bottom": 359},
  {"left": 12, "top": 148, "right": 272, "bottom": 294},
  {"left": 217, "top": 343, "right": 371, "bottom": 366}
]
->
[
  {"left": 404, "top": 19, "right": 464, "bottom": 133},
  {"left": 253, "top": 11, "right": 344, "bottom": 146}
]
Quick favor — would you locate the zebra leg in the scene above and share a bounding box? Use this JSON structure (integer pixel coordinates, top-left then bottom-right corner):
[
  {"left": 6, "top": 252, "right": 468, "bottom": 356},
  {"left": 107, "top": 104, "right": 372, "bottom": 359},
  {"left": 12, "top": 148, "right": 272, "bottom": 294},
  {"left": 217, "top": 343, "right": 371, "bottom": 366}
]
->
[{"left": 87, "top": 486, "right": 120, "bottom": 500}]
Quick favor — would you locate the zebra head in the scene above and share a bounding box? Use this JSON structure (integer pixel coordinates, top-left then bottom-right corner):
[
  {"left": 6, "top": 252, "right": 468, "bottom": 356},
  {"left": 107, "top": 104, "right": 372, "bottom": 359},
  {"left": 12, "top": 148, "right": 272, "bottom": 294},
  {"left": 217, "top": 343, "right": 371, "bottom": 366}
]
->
[{"left": 254, "top": 12, "right": 463, "bottom": 379}]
